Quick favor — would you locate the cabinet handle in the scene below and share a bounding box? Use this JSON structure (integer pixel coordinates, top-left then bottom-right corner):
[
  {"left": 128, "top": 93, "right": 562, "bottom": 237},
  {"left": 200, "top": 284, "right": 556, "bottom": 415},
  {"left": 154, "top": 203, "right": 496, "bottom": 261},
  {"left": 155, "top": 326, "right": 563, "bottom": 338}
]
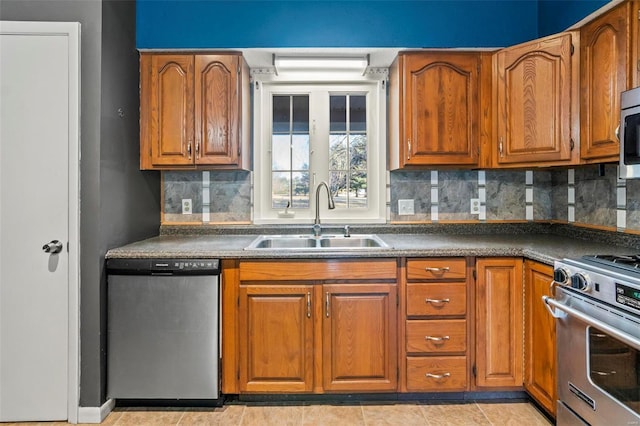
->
[
  {"left": 425, "top": 266, "right": 450, "bottom": 274},
  {"left": 615, "top": 124, "right": 620, "bottom": 142},
  {"left": 425, "top": 372, "right": 451, "bottom": 379},
  {"left": 195, "top": 142, "right": 200, "bottom": 158},
  {"left": 498, "top": 137, "right": 504, "bottom": 157},
  {"left": 407, "top": 139, "right": 411, "bottom": 160},
  {"left": 592, "top": 370, "right": 616, "bottom": 376},
  {"left": 549, "top": 279, "right": 556, "bottom": 298},
  {"left": 325, "top": 291, "right": 330, "bottom": 318},
  {"left": 187, "top": 142, "right": 192, "bottom": 159},
  {"left": 425, "top": 335, "right": 450, "bottom": 342},
  {"left": 425, "top": 298, "right": 450, "bottom": 305},
  {"left": 307, "top": 292, "right": 311, "bottom": 318}
]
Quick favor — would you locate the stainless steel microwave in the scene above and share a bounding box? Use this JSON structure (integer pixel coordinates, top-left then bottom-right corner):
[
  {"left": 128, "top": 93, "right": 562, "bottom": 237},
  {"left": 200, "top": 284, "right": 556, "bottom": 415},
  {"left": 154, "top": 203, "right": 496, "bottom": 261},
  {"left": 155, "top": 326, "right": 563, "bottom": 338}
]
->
[{"left": 620, "top": 86, "right": 640, "bottom": 178}]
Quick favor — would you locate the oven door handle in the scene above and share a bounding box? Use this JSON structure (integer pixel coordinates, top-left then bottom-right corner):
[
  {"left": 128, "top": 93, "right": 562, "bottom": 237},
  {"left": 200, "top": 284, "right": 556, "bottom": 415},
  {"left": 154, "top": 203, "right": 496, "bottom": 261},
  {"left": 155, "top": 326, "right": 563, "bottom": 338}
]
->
[{"left": 543, "top": 296, "right": 640, "bottom": 352}]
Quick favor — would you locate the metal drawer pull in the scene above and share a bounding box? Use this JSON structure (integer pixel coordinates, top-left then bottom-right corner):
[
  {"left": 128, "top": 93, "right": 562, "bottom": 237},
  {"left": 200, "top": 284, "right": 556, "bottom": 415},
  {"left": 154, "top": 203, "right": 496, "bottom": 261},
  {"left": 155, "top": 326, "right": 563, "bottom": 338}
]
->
[
  {"left": 325, "top": 291, "right": 330, "bottom": 318},
  {"left": 425, "top": 298, "right": 450, "bottom": 304},
  {"left": 306, "top": 292, "right": 311, "bottom": 318},
  {"left": 592, "top": 370, "right": 616, "bottom": 376},
  {"left": 425, "top": 372, "right": 451, "bottom": 379},
  {"left": 425, "top": 267, "right": 450, "bottom": 273},
  {"left": 425, "top": 335, "right": 450, "bottom": 342}
]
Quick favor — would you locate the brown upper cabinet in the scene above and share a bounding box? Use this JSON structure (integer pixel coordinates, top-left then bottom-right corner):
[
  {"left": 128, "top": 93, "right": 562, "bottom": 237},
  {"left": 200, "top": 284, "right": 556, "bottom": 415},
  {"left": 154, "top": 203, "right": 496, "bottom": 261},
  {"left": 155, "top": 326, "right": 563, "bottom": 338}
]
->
[
  {"left": 493, "top": 32, "right": 580, "bottom": 167},
  {"left": 389, "top": 52, "right": 492, "bottom": 169},
  {"left": 580, "top": 1, "right": 633, "bottom": 162},
  {"left": 139, "top": 53, "right": 250, "bottom": 170}
]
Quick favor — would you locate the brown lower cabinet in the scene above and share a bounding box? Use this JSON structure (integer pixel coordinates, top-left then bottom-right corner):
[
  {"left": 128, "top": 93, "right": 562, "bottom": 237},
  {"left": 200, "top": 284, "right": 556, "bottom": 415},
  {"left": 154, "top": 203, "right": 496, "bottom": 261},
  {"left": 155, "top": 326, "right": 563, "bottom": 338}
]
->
[
  {"left": 234, "top": 259, "right": 398, "bottom": 393},
  {"left": 524, "top": 260, "right": 556, "bottom": 416},
  {"left": 475, "top": 257, "right": 524, "bottom": 389}
]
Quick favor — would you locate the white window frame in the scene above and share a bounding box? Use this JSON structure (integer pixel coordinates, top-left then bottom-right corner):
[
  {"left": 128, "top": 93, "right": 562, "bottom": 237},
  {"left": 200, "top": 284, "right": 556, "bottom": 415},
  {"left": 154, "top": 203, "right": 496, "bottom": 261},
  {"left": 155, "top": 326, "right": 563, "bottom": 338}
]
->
[{"left": 253, "top": 74, "right": 387, "bottom": 224}]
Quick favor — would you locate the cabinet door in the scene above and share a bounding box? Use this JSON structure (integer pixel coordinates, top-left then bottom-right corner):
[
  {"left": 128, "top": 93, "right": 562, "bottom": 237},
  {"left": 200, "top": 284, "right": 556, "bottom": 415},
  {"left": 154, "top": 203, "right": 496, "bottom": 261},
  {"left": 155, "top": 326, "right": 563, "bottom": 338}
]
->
[
  {"left": 524, "top": 260, "right": 556, "bottom": 416},
  {"left": 403, "top": 53, "right": 479, "bottom": 166},
  {"left": 194, "top": 55, "right": 240, "bottom": 166},
  {"left": 145, "top": 55, "right": 195, "bottom": 167},
  {"left": 580, "top": 2, "right": 629, "bottom": 161},
  {"left": 495, "top": 33, "right": 575, "bottom": 165},
  {"left": 475, "top": 258, "right": 524, "bottom": 388},
  {"left": 239, "top": 284, "right": 314, "bottom": 392},
  {"left": 323, "top": 284, "right": 397, "bottom": 391}
]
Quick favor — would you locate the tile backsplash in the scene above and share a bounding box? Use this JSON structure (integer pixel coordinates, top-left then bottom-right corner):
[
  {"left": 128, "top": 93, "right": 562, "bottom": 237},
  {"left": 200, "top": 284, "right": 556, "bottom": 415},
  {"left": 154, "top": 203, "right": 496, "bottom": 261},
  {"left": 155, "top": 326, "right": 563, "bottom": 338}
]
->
[{"left": 162, "top": 164, "right": 640, "bottom": 233}]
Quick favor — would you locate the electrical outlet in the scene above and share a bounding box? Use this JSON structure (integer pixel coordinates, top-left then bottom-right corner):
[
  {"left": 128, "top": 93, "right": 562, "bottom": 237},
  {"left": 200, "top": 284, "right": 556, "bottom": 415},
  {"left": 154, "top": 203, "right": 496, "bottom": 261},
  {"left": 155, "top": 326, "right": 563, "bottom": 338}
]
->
[
  {"left": 470, "top": 198, "right": 480, "bottom": 215},
  {"left": 398, "top": 199, "right": 415, "bottom": 215},
  {"left": 182, "top": 199, "right": 192, "bottom": 215}
]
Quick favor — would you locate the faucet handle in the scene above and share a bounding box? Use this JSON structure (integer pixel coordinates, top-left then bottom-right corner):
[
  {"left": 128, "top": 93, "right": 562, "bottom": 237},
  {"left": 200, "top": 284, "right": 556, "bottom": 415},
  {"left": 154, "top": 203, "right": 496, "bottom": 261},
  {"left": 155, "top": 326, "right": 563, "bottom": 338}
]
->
[{"left": 344, "top": 225, "right": 351, "bottom": 237}]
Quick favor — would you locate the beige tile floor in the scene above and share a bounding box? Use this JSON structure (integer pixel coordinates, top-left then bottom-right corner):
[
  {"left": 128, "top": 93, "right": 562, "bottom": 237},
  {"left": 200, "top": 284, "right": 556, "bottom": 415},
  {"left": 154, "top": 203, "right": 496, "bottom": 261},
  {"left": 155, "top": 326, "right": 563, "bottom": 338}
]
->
[{"left": 2, "top": 402, "right": 552, "bottom": 425}]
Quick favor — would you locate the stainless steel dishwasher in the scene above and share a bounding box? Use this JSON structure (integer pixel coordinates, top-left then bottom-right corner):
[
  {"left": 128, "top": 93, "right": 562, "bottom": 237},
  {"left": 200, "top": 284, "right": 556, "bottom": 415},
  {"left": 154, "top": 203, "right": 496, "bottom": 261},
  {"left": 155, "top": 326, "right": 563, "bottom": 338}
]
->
[{"left": 106, "top": 258, "right": 221, "bottom": 400}]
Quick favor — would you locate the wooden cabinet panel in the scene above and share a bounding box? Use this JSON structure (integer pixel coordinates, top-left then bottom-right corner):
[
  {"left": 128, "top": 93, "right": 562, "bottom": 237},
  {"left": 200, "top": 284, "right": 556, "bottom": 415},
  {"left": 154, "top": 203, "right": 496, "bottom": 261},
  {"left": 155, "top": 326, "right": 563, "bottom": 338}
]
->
[
  {"left": 239, "top": 285, "right": 314, "bottom": 392},
  {"left": 145, "top": 55, "right": 194, "bottom": 167},
  {"left": 406, "top": 283, "right": 466, "bottom": 317},
  {"left": 580, "top": 2, "right": 630, "bottom": 161},
  {"left": 140, "top": 52, "right": 249, "bottom": 170},
  {"left": 195, "top": 55, "right": 239, "bottom": 165},
  {"left": 494, "top": 32, "right": 578, "bottom": 166},
  {"left": 406, "top": 356, "right": 467, "bottom": 391},
  {"left": 406, "top": 319, "right": 466, "bottom": 353},
  {"left": 323, "top": 284, "right": 397, "bottom": 391},
  {"left": 475, "top": 258, "right": 524, "bottom": 388},
  {"left": 239, "top": 259, "right": 397, "bottom": 282},
  {"left": 389, "top": 52, "right": 487, "bottom": 168},
  {"left": 524, "top": 260, "right": 556, "bottom": 416},
  {"left": 407, "top": 258, "right": 467, "bottom": 281}
]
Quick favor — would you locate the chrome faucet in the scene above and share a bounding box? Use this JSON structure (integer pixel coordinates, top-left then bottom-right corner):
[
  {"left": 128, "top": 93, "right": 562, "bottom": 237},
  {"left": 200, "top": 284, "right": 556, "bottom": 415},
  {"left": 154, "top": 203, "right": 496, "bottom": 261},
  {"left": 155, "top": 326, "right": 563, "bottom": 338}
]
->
[{"left": 313, "top": 181, "right": 335, "bottom": 237}]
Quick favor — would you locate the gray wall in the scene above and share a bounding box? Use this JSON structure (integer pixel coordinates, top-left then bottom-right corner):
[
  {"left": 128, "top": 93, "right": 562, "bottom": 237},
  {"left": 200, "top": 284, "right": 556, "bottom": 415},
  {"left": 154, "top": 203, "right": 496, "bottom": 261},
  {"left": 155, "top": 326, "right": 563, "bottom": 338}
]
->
[{"left": 1, "top": 0, "right": 161, "bottom": 407}]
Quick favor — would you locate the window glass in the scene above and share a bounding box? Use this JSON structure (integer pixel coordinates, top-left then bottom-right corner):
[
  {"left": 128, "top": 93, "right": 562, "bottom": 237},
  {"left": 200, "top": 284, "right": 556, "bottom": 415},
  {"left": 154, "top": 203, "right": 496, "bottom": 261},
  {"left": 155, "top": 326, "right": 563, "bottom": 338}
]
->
[
  {"left": 271, "top": 95, "right": 310, "bottom": 209},
  {"left": 329, "top": 94, "right": 367, "bottom": 209}
]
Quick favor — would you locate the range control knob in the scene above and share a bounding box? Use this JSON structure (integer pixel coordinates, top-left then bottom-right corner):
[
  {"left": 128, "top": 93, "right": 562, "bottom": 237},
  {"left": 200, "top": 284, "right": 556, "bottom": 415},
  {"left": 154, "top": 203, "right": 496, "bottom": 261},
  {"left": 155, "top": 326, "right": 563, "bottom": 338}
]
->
[
  {"left": 553, "top": 268, "right": 571, "bottom": 286},
  {"left": 571, "top": 273, "right": 592, "bottom": 292}
]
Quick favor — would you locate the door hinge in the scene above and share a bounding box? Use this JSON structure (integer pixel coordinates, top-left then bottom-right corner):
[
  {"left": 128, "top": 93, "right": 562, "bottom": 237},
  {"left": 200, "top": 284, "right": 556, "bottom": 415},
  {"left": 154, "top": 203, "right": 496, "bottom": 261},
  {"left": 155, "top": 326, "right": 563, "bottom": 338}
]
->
[
  {"left": 472, "top": 365, "right": 477, "bottom": 377},
  {"left": 397, "top": 367, "right": 400, "bottom": 381},
  {"left": 396, "top": 293, "right": 399, "bottom": 307},
  {"left": 237, "top": 370, "right": 240, "bottom": 380},
  {"left": 570, "top": 138, "right": 575, "bottom": 151},
  {"left": 472, "top": 269, "right": 477, "bottom": 280},
  {"left": 67, "top": 241, "right": 70, "bottom": 253},
  {"left": 237, "top": 296, "right": 240, "bottom": 307}
]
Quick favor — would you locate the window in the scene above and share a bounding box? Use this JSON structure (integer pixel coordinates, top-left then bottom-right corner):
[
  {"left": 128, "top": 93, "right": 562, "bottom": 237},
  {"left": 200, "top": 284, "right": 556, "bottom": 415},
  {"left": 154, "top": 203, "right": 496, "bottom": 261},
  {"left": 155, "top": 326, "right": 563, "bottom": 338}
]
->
[{"left": 253, "top": 78, "right": 386, "bottom": 224}]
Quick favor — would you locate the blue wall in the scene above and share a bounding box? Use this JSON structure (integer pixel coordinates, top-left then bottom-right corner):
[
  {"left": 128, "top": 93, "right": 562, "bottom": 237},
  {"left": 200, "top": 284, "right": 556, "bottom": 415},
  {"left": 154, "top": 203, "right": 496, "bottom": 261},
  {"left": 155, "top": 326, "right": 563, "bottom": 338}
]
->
[
  {"left": 538, "top": 0, "right": 608, "bottom": 37},
  {"left": 136, "top": 0, "right": 541, "bottom": 49}
]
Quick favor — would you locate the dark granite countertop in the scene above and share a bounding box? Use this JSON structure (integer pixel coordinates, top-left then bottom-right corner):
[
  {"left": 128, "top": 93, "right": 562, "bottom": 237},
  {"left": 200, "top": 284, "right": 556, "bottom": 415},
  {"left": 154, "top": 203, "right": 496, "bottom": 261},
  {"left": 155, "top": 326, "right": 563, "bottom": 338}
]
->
[{"left": 105, "top": 223, "right": 640, "bottom": 266}]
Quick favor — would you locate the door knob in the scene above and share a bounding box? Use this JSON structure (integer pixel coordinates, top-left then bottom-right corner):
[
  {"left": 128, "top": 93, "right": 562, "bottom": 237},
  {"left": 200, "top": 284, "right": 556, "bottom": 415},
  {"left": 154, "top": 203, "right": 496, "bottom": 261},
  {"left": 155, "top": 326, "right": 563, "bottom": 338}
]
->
[{"left": 42, "top": 240, "right": 63, "bottom": 254}]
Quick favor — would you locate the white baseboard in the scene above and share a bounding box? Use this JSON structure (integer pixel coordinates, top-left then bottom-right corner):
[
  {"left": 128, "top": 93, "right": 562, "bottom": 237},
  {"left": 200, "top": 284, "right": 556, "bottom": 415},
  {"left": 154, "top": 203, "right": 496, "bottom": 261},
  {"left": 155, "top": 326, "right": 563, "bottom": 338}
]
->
[{"left": 77, "top": 399, "right": 115, "bottom": 424}]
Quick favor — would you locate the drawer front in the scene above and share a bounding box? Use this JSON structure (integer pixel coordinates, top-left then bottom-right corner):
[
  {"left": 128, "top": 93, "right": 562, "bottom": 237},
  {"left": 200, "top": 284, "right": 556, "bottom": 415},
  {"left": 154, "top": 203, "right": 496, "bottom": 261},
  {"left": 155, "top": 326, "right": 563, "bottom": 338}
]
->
[
  {"left": 406, "top": 319, "right": 466, "bottom": 353},
  {"left": 406, "top": 283, "right": 466, "bottom": 316},
  {"left": 406, "top": 356, "right": 467, "bottom": 391},
  {"left": 407, "top": 258, "right": 466, "bottom": 281}
]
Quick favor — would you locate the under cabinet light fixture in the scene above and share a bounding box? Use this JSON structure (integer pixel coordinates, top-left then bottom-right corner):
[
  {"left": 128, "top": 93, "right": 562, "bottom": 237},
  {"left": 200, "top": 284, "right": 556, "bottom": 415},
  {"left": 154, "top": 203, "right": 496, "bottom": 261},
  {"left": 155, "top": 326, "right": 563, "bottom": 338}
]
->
[{"left": 273, "top": 54, "right": 369, "bottom": 74}]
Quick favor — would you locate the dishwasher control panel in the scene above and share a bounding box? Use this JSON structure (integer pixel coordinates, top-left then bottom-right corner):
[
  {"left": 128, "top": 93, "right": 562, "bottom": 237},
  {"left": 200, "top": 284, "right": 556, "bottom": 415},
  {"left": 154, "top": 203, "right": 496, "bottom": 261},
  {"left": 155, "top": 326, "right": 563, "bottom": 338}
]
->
[{"left": 107, "top": 258, "right": 220, "bottom": 275}]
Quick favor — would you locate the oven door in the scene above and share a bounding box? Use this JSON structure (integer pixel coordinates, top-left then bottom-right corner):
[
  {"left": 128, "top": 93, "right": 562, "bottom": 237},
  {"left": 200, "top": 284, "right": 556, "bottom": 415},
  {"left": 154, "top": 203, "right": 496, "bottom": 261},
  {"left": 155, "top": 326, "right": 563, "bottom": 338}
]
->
[{"left": 545, "top": 288, "right": 640, "bottom": 425}]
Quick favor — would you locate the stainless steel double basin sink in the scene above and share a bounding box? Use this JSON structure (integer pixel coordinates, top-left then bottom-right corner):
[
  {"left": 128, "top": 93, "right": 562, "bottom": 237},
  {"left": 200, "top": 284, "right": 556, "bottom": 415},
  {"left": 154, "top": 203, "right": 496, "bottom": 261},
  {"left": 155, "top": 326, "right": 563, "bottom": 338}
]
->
[{"left": 244, "top": 234, "right": 389, "bottom": 250}]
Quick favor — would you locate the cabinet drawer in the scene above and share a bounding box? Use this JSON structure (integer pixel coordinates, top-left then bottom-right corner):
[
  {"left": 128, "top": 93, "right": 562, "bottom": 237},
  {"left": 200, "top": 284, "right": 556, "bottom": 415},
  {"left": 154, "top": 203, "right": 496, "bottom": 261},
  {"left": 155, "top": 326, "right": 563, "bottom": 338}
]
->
[
  {"left": 407, "top": 258, "right": 466, "bottom": 281},
  {"left": 406, "top": 283, "right": 466, "bottom": 316},
  {"left": 406, "top": 356, "right": 467, "bottom": 391},
  {"left": 406, "top": 319, "right": 466, "bottom": 353}
]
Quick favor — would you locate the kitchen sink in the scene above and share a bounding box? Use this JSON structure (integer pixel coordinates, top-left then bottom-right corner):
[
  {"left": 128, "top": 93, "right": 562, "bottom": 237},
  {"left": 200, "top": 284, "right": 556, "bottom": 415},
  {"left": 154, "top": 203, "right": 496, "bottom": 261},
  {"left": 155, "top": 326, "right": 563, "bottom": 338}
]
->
[{"left": 244, "top": 234, "right": 389, "bottom": 250}]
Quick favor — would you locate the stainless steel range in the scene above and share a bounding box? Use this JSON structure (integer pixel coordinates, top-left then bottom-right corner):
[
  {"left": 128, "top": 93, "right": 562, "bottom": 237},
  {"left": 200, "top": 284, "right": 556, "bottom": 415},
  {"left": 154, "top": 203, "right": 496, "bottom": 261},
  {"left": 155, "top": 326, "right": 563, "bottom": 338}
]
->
[{"left": 545, "top": 255, "right": 640, "bottom": 425}]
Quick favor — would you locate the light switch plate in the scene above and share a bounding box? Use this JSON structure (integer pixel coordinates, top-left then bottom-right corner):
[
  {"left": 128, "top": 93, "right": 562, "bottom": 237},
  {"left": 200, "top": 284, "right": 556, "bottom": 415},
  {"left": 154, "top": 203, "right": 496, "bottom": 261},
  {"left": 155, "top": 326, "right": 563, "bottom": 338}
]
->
[
  {"left": 182, "top": 198, "right": 192, "bottom": 215},
  {"left": 398, "top": 199, "right": 414, "bottom": 215}
]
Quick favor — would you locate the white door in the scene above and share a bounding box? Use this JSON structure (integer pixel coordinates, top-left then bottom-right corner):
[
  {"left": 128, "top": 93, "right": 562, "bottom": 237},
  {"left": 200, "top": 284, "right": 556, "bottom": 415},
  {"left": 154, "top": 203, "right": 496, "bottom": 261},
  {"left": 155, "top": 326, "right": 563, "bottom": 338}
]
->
[{"left": 0, "top": 22, "right": 80, "bottom": 422}]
